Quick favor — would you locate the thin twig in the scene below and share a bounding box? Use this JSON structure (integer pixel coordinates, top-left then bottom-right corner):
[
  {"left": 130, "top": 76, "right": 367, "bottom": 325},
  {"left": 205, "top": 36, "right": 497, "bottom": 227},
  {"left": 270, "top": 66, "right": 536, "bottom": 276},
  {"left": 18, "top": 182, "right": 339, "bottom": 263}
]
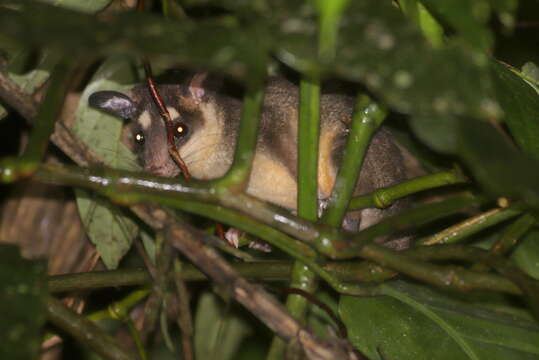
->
[
  {"left": 165, "top": 221, "right": 358, "bottom": 359},
  {"left": 143, "top": 62, "right": 191, "bottom": 180},
  {"left": 173, "top": 260, "right": 194, "bottom": 360},
  {"left": 417, "top": 206, "right": 522, "bottom": 246}
]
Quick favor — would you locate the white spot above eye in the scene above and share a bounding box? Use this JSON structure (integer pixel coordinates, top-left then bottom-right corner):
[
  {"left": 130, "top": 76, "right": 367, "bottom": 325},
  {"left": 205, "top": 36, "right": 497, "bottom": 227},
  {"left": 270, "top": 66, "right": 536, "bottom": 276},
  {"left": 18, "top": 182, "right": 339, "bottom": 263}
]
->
[
  {"left": 137, "top": 110, "right": 152, "bottom": 130},
  {"left": 137, "top": 108, "right": 180, "bottom": 131},
  {"left": 166, "top": 107, "right": 180, "bottom": 121}
]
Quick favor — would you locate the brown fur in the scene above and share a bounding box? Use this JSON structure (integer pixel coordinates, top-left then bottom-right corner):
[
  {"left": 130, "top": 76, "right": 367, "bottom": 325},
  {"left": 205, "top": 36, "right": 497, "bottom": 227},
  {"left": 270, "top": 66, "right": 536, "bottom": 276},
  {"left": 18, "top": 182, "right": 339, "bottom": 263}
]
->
[{"left": 90, "top": 77, "right": 408, "bottom": 239}]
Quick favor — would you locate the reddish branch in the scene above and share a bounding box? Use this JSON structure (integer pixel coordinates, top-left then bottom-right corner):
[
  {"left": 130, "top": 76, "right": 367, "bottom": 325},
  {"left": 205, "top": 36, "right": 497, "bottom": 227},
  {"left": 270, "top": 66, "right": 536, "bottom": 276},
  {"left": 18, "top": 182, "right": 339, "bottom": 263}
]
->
[{"left": 143, "top": 62, "right": 191, "bottom": 180}]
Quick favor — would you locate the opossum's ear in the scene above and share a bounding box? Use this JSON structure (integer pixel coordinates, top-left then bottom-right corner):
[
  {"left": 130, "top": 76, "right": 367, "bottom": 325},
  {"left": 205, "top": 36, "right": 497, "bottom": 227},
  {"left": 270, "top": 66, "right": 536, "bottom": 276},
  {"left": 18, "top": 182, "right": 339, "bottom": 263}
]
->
[
  {"left": 89, "top": 91, "right": 136, "bottom": 119},
  {"left": 179, "top": 72, "right": 209, "bottom": 110}
]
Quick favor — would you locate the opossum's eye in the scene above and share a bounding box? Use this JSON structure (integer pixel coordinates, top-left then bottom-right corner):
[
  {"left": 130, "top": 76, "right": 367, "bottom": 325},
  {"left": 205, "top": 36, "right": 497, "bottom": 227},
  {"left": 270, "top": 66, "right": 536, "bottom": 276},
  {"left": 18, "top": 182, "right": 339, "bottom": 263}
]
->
[
  {"left": 174, "top": 123, "right": 189, "bottom": 139},
  {"left": 134, "top": 131, "right": 145, "bottom": 145}
]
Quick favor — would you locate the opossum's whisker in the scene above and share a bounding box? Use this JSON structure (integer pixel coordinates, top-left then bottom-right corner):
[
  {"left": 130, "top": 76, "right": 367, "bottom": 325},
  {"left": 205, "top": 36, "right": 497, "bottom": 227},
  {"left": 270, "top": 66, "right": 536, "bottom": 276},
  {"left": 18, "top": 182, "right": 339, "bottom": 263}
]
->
[{"left": 181, "top": 140, "right": 222, "bottom": 161}]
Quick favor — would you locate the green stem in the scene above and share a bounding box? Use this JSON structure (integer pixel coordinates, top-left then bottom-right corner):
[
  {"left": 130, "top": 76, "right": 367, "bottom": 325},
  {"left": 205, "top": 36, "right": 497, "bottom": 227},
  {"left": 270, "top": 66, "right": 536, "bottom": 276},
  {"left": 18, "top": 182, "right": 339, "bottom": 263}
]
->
[
  {"left": 360, "top": 244, "right": 521, "bottom": 294},
  {"left": 48, "top": 261, "right": 398, "bottom": 293},
  {"left": 349, "top": 169, "right": 468, "bottom": 210},
  {"left": 105, "top": 290, "right": 149, "bottom": 359},
  {"left": 491, "top": 213, "right": 536, "bottom": 254},
  {"left": 403, "top": 244, "right": 539, "bottom": 315},
  {"left": 35, "top": 163, "right": 319, "bottom": 241},
  {"left": 268, "top": 1, "right": 350, "bottom": 352},
  {"left": 161, "top": 0, "right": 169, "bottom": 17},
  {"left": 471, "top": 212, "right": 536, "bottom": 272},
  {"left": 34, "top": 164, "right": 483, "bottom": 260},
  {"left": 322, "top": 96, "right": 385, "bottom": 226},
  {"left": 266, "top": 9, "right": 355, "bottom": 344},
  {"left": 399, "top": 0, "right": 444, "bottom": 47},
  {"left": 217, "top": 83, "right": 264, "bottom": 190},
  {"left": 90, "top": 289, "right": 149, "bottom": 322},
  {"left": 45, "top": 253, "right": 522, "bottom": 296},
  {"left": 20, "top": 60, "right": 72, "bottom": 164},
  {"left": 34, "top": 165, "right": 527, "bottom": 297},
  {"left": 268, "top": 75, "right": 322, "bottom": 360},
  {"left": 330, "top": 194, "right": 483, "bottom": 258},
  {"left": 297, "top": 77, "right": 321, "bottom": 221},
  {"left": 266, "top": 262, "right": 319, "bottom": 359},
  {"left": 318, "top": 14, "right": 338, "bottom": 62},
  {"left": 417, "top": 206, "right": 522, "bottom": 246},
  {"left": 171, "top": 200, "right": 370, "bottom": 295},
  {"left": 314, "top": 0, "right": 350, "bottom": 62}
]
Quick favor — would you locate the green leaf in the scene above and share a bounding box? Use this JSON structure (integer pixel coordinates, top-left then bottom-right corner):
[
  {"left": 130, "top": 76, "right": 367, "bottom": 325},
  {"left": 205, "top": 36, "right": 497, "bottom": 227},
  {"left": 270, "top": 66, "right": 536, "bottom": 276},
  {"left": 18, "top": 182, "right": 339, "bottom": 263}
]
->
[
  {"left": 512, "top": 230, "right": 539, "bottom": 280},
  {"left": 340, "top": 281, "right": 539, "bottom": 360},
  {"left": 0, "top": 245, "right": 47, "bottom": 360},
  {"left": 409, "top": 114, "right": 458, "bottom": 153},
  {"left": 0, "top": 0, "right": 111, "bottom": 121},
  {"left": 419, "top": 0, "right": 516, "bottom": 46},
  {"left": 458, "top": 119, "right": 539, "bottom": 209},
  {"left": 194, "top": 292, "right": 252, "bottom": 360},
  {"left": 420, "top": 0, "right": 493, "bottom": 51},
  {"left": 73, "top": 57, "right": 141, "bottom": 269},
  {"left": 408, "top": 57, "right": 539, "bottom": 158},
  {"left": 0, "top": 2, "right": 270, "bottom": 82},
  {"left": 75, "top": 192, "right": 139, "bottom": 269},
  {"left": 399, "top": 0, "right": 444, "bottom": 47},
  {"left": 0, "top": 0, "right": 498, "bottom": 123},
  {"left": 278, "top": 1, "right": 496, "bottom": 127},
  {"left": 492, "top": 62, "right": 539, "bottom": 160},
  {"left": 74, "top": 58, "right": 139, "bottom": 170}
]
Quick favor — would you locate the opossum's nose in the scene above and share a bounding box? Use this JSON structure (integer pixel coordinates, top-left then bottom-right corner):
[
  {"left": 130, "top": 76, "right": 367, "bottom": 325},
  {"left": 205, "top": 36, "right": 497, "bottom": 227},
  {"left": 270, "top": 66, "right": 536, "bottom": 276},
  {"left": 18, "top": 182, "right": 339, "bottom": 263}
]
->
[{"left": 146, "top": 164, "right": 180, "bottom": 177}]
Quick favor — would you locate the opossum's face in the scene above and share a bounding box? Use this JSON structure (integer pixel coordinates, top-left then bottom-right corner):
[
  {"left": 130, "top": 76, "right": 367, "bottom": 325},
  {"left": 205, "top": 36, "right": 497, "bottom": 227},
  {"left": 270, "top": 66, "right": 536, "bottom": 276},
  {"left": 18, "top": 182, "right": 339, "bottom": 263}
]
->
[{"left": 88, "top": 79, "right": 230, "bottom": 179}]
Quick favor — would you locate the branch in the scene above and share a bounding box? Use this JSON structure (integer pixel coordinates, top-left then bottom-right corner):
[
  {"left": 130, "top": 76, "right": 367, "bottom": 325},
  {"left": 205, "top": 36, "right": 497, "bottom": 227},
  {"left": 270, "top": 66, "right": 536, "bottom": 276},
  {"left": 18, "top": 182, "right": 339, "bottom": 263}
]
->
[
  {"left": 349, "top": 169, "right": 468, "bottom": 210},
  {"left": 417, "top": 204, "right": 522, "bottom": 245},
  {"left": 0, "top": 69, "right": 39, "bottom": 121},
  {"left": 48, "top": 261, "right": 398, "bottom": 294},
  {"left": 360, "top": 243, "right": 522, "bottom": 294},
  {"left": 47, "top": 296, "right": 135, "bottom": 360},
  {"left": 322, "top": 95, "right": 385, "bottom": 225},
  {"left": 490, "top": 213, "right": 536, "bottom": 255},
  {"left": 164, "top": 221, "right": 358, "bottom": 359}
]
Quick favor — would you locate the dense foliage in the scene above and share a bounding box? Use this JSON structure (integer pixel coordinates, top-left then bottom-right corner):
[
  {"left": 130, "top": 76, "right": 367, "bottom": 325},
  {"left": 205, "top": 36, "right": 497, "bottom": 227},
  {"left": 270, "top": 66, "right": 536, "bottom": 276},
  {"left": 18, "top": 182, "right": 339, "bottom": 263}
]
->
[{"left": 1, "top": 1, "right": 539, "bottom": 359}]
